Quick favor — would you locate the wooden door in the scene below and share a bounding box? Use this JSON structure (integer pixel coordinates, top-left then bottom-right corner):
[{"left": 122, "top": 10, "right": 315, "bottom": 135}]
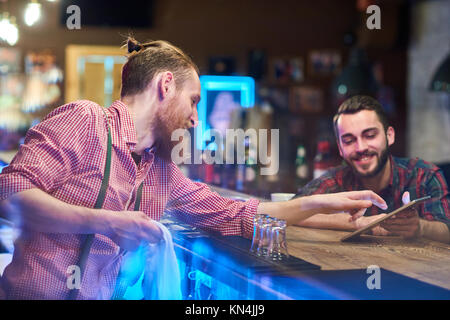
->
[{"left": 65, "top": 45, "right": 126, "bottom": 106}]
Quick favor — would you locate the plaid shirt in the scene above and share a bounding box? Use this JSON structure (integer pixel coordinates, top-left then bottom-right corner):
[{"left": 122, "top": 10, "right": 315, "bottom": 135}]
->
[
  {"left": 0, "top": 100, "right": 259, "bottom": 300},
  {"left": 297, "top": 156, "right": 450, "bottom": 228}
]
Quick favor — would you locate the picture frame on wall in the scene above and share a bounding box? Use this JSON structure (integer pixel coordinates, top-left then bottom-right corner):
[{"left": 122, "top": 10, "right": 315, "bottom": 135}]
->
[
  {"left": 0, "top": 47, "right": 22, "bottom": 74},
  {"left": 208, "top": 56, "right": 236, "bottom": 76},
  {"left": 308, "top": 49, "right": 341, "bottom": 76},
  {"left": 259, "top": 86, "right": 290, "bottom": 110},
  {"left": 289, "top": 86, "right": 324, "bottom": 114},
  {"left": 269, "top": 56, "right": 304, "bottom": 83}
]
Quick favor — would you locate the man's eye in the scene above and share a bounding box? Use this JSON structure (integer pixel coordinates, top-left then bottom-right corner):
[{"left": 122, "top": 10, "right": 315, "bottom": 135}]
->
[{"left": 342, "top": 139, "right": 354, "bottom": 145}]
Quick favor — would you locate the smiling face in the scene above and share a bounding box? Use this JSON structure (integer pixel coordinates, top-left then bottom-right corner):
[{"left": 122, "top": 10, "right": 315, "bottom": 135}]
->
[{"left": 336, "top": 109, "right": 395, "bottom": 178}]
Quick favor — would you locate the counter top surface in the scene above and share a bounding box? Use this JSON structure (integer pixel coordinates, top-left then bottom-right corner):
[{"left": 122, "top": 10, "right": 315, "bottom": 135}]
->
[
  {"left": 165, "top": 211, "right": 450, "bottom": 299},
  {"left": 207, "top": 185, "right": 450, "bottom": 293},
  {"left": 286, "top": 226, "right": 450, "bottom": 291}
]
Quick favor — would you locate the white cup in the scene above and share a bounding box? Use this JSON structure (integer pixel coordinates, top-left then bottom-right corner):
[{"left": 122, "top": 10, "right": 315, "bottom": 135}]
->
[{"left": 270, "top": 193, "right": 296, "bottom": 202}]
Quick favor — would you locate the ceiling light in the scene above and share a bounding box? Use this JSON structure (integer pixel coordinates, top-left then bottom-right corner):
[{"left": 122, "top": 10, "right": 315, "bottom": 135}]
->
[
  {"left": 0, "top": 13, "right": 19, "bottom": 46},
  {"left": 5, "top": 16, "right": 18, "bottom": 45},
  {"left": 24, "top": 0, "right": 42, "bottom": 27}
]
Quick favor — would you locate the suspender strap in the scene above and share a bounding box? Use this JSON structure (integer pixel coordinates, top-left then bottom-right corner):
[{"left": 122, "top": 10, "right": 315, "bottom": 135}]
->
[
  {"left": 68, "top": 107, "right": 145, "bottom": 300},
  {"left": 67, "top": 107, "right": 112, "bottom": 300},
  {"left": 94, "top": 114, "right": 112, "bottom": 210},
  {"left": 134, "top": 182, "right": 144, "bottom": 211}
]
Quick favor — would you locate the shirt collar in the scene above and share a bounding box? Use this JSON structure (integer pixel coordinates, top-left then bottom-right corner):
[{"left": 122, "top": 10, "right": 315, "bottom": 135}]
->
[
  {"left": 108, "top": 100, "right": 158, "bottom": 162},
  {"left": 109, "top": 100, "right": 138, "bottom": 147},
  {"left": 388, "top": 154, "right": 398, "bottom": 188}
]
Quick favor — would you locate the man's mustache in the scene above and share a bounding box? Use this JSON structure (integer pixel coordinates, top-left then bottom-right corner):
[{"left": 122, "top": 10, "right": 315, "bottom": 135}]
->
[{"left": 351, "top": 150, "right": 378, "bottom": 161}]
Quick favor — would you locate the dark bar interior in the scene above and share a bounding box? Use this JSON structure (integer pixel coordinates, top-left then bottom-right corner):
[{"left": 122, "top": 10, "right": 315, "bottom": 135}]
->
[{"left": 0, "top": 0, "right": 449, "bottom": 304}]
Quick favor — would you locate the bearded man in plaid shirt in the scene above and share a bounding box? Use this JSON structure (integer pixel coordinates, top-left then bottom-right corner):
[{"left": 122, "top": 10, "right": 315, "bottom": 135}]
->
[{"left": 296, "top": 95, "right": 450, "bottom": 243}]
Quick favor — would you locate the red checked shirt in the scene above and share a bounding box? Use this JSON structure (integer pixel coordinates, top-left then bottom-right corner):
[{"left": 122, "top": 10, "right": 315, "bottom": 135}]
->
[
  {"left": 297, "top": 156, "right": 450, "bottom": 228},
  {"left": 0, "top": 100, "right": 259, "bottom": 300}
]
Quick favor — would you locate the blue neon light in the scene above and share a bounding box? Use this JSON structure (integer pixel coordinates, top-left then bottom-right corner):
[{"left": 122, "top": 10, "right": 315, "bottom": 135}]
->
[
  {"left": 0, "top": 164, "right": 7, "bottom": 174},
  {"left": 197, "top": 75, "right": 255, "bottom": 150}
]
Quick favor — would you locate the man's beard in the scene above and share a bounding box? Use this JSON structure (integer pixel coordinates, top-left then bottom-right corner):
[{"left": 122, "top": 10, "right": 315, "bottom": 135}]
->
[
  {"left": 152, "top": 101, "right": 186, "bottom": 161},
  {"left": 346, "top": 143, "right": 390, "bottom": 179}
]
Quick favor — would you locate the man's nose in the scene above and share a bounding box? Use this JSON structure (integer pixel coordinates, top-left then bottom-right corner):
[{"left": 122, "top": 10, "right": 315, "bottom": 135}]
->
[
  {"left": 355, "top": 138, "right": 368, "bottom": 152},
  {"left": 190, "top": 109, "right": 199, "bottom": 128}
]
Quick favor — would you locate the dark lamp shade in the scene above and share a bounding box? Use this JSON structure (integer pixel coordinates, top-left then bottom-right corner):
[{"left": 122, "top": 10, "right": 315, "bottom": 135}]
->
[
  {"left": 429, "top": 54, "right": 450, "bottom": 93},
  {"left": 332, "top": 47, "right": 378, "bottom": 97}
]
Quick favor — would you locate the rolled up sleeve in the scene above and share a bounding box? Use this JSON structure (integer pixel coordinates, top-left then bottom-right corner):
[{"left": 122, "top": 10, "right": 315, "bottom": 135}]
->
[
  {"left": 422, "top": 169, "right": 450, "bottom": 231},
  {"left": 0, "top": 102, "right": 94, "bottom": 201},
  {"left": 166, "top": 163, "right": 259, "bottom": 238}
]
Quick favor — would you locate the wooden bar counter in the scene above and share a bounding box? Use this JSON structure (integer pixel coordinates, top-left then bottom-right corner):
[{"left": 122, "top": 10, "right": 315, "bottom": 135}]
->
[
  {"left": 202, "top": 185, "right": 450, "bottom": 299},
  {"left": 286, "top": 226, "right": 450, "bottom": 290}
]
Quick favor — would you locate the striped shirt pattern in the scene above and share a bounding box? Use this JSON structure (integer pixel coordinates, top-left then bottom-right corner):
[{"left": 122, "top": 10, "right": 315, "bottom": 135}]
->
[{"left": 0, "top": 100, "right": 259, "bottom": 299}]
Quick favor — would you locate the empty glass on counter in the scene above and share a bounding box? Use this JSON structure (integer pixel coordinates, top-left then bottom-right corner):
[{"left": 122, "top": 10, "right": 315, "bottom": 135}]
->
[
  {"left": 250, "top": 214, "right": 268, "bottom": 253},
  {"left": 267, "top": 219, "right": 288, "bottom": 260},
  {"left": 256, "top": 216, "right": 274, "bottom": 257},
  {"left": 250, "top": 214, "right": 288, "bottom": 261}
]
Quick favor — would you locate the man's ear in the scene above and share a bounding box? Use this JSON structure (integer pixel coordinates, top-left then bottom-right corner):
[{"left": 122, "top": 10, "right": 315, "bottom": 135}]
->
[
  {"left": 334, "top": 129, "right": 343, "bottom": 157},
  {"left": 386, "top": 126, "right": 395, "bottom": 147},
  {"left": 157, "top": 71, "right": 175, "bottom": 101},
  {"left": 336, "top": 138, "right": 343, "bottom": 157}
]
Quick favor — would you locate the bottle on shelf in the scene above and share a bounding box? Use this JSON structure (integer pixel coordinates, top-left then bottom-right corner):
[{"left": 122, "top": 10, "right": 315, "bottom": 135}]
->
[
  {"left": 244, "top": 136, "right": 259, "bottom": 195},
  {"left": 201, "top": 153, "right": 214, "bottom": 184},
  {"left": 236, "top": 163, "right": 245, "bottom": 192},
  {"left": 201, "top": 140, "right": 215, "bottom": 184},
  {"left": 212, "top": 145, "right": 224, "bottom": 187},
  {"left": 295, "top": 143, "right": 309, "bottom": 187},
  {"left": 313, "top": 140, "right": 333, "bottom": 179}
]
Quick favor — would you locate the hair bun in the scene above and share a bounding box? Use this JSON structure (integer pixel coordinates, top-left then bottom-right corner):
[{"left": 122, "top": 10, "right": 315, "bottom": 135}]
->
[{"left": 127, "top": 38, "right": 142, "bottom": 53}]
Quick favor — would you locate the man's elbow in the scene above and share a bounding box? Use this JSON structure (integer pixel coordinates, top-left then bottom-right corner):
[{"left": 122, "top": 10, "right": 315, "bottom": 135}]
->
[
  {"left": 0, "top": 191, "right": 32, "bottom": 226},
  {"left": 0, "top": 198, "right": 16, "bottom": 226}
]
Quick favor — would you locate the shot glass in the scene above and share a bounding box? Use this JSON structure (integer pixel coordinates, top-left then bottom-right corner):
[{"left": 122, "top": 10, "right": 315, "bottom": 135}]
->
[
  {"left": 250, "top": 214, "right": 268, "bottom": 253},
  {"left": 256, "top": 216, "right": 274, "bottom": 257},
  {"left": 268, "top": 219, "right": 289, "bottom": 260}
]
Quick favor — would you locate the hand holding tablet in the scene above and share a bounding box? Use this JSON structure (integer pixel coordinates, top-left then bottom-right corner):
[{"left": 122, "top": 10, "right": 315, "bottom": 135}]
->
[{"left": 341, "top": 195, "right": 431, "bottom": 242}]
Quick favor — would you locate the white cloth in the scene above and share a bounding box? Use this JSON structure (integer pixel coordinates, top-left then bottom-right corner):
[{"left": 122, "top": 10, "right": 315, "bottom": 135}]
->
[
  {"left": 0, "top": 253, "right": 13, "bottom": 277},
  {"left": 119, "top": 221, "right": 182, "bottom": 300}
]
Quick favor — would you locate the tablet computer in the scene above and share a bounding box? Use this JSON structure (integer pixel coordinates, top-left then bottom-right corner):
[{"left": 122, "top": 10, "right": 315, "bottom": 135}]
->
[{"left": 340, "top": 196, "right": 431, "bottom": 242}]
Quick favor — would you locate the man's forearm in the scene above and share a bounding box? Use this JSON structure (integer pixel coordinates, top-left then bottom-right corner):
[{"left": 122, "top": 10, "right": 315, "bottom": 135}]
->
[
  {"left": 0, "top": 188, "right": 109, "bottom": 235},
  {"left": 295, "top": 213, "right": 356, "bottom": 230},
  {"left": 258, "top": 197, "right": 323, "bottom": 225},
  {"left": 256, "top": 191, "right": 383, "bottom": 226},
  {"left": 420, "top": 219, "right": 450, "bottom": 244}
]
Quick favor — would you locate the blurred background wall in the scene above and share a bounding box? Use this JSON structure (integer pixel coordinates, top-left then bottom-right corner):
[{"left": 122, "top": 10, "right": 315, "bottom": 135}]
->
[{"left": 407, "top": 0, "right": 450, "bottom": 164}]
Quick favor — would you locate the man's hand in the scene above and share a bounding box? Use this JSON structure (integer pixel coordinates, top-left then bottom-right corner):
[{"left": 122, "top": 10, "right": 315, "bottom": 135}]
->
[
  {"left": 0, "top": 189, "right": 165, "bottom": 251},
  {"left": 258, "top": 190, "right": 387, "bottom": 226},
  {"left": 354, "top": 214, "right": 390, "bottom": 236},
  {"left": 105, "top": 210, "right": 163, "bottom": 251},
  {"left": 380, "top": 191, "right": 421, "bottom": 239},
  {"left": 307, "top": 190, "right": 388, "bottom": 218}
]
